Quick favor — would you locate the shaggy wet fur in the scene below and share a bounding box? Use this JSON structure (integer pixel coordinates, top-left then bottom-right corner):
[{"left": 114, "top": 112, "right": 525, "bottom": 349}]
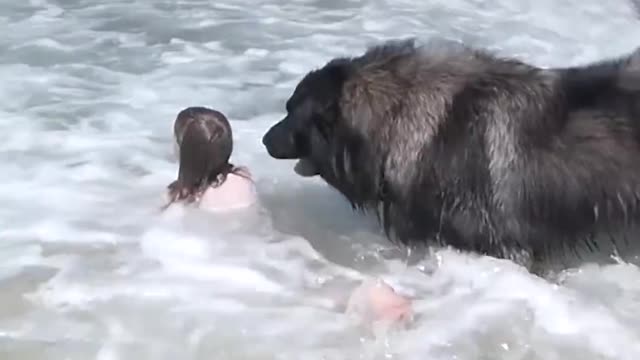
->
[{"left": 262, "top": 38, "right": 640, "bottom": 272}]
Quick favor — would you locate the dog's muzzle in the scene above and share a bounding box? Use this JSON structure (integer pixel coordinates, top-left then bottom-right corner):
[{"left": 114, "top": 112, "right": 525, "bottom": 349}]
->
[
  {"left": 262, "top": 119, "right": 300, "bottom": 159},
  {"left": 263, "top": 119, "right": 320, "bottom": 177}
]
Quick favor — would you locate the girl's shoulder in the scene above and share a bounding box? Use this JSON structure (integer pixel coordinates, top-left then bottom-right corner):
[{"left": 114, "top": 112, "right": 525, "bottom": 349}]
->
[{"left": 198, "top": 167, "right": 257, "bottom": 212}]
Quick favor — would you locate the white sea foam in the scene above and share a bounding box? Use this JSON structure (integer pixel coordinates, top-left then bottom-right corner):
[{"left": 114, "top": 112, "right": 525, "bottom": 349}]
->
[{"left": 1, "top": 0, "right": 640, "bottom": 359}]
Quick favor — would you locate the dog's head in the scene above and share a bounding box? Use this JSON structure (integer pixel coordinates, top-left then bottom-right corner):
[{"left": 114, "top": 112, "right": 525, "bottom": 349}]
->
[{"left": 262, "top": 60, "right": 351, "bottom": 178}]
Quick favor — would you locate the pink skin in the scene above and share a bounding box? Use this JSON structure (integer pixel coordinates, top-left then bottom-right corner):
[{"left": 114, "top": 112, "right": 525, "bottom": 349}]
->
[
  {"left": 345, "top": 278, "right": 414, "bottom": 329},
  {"left": 197, "top": 166, "right": 258, "bottom": 212}
]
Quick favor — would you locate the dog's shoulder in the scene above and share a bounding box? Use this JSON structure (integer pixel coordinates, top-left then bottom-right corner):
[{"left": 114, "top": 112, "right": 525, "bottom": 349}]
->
[{"left": 333, "top": 39, "right": 498, "bottom": 124}]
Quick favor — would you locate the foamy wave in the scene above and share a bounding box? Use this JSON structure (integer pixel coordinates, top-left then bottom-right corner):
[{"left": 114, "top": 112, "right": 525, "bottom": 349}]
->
[{"left": 1, "top": 0, "right": 640, "bottom": 359}]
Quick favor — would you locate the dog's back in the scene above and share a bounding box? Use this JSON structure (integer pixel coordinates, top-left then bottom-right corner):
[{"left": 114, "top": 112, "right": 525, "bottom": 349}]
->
[{"left": 559, "top": 48, "right": 640, "bottom": 109}]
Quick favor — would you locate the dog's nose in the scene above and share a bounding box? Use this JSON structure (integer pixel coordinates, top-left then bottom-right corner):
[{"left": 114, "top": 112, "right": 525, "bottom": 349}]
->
[
  {"left": 262, "top": 122, "right": 299, "bottom": 159},
  {"left": 262, "top": 120, "right": 282, "bottom": 148},
  {"left": 262, "top": 126, "right": 285, "bottom": 158}
]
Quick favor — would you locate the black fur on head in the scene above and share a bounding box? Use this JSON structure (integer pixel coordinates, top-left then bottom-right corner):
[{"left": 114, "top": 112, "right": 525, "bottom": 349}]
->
[{"left": 263, "top": 37, "right": 640, "bottom": 274}]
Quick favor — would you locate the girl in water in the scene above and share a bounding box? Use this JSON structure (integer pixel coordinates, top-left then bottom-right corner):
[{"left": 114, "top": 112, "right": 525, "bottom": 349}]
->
[
  {"left": 163, "top": 106, "right": 258, "bottom": 212},
  {"left": 163, "top": 106, "right": 414, "bottom": 331}
]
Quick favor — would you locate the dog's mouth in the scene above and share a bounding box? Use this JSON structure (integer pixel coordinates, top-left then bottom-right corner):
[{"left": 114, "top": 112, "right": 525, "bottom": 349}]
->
[{"left": 294, "top": 158, "right": 319, "bottom": 177}]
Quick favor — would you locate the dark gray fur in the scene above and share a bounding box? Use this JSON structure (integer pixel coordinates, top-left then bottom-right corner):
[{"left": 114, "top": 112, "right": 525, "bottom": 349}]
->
[{"left": 262, "top": 37, "right": 640, "bottom": 273}]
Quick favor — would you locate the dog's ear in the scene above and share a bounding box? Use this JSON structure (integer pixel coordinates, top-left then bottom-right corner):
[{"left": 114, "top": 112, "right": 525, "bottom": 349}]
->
[
  {"left": 324, "top": 58, "right": 351, "bottom": 84},
  {"left": 308, "top": 59, "right": 350, "bottom": 122},
  {"left": 313, "top": 59, "right": 351, "bottom": 108}
]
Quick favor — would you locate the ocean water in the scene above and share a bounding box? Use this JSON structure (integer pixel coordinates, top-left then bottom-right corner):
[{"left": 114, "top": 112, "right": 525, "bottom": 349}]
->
[{"left": 1, "top": 0, "right": 640, "bottom": 359}]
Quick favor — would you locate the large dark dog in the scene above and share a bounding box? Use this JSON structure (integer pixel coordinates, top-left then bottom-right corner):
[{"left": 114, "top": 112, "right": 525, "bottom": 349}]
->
[{"left": 262, "top": 38, "right": 640, "bottom": 273}]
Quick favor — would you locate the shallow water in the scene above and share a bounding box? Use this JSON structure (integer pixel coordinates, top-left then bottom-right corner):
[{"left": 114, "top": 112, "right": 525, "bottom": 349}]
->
[{"left": 2, "top": 0, "right": 640, "bottom": 359}]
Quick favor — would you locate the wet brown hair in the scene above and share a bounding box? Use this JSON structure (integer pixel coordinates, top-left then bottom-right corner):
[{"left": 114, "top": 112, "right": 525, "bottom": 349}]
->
[{"left": 164, "top": 106, "right": 250, "bottom": 208}]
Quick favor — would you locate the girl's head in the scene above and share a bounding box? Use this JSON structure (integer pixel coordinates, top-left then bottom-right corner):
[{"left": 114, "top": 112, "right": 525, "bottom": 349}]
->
[{"left": 166, "top": 106, "right": 235, "bottom": 205}]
